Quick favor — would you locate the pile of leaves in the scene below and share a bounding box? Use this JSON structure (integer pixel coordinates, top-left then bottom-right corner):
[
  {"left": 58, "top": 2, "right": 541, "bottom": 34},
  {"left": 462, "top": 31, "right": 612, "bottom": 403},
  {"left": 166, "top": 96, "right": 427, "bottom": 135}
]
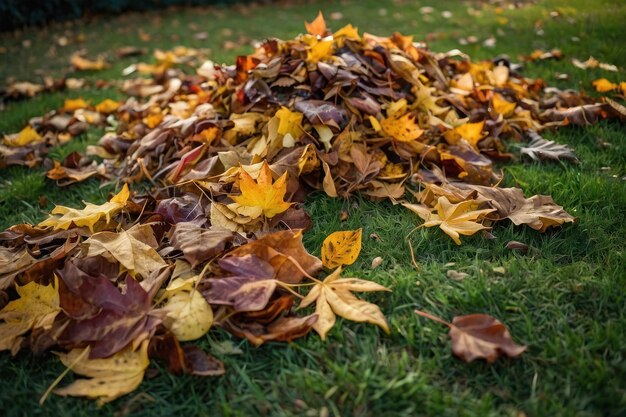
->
[{"left": 0, "top": 13, "right": 623, "bottom": 404}]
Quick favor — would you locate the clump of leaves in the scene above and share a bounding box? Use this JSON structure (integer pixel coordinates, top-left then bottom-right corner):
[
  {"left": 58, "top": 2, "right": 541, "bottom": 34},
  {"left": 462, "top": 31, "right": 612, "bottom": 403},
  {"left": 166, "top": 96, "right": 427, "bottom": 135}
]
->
[{"left": 0, "top": 10, "right": 622, "bottom": 404}]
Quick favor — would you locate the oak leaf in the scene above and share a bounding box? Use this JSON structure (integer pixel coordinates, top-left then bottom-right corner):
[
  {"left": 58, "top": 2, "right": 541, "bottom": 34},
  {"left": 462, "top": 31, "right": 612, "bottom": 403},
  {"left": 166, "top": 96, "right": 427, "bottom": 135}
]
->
[
  {"left": 54, "top": 341, "right": 149, "bottom": 405},
  {"left": 39, "top": 184, "right": 130, "bottom": 232},
  {"left": 321, "top": 229, "right": 363, "bottom": 269},
  {"left": 404, "top": 196, "right": 495, "bottom": 245},
  {"left": 415, "top": 310, "right": 526, "bottom": 363},
  {"left": 300, "top": 268, "right": 390, "bottom": 340},
  {"left": 0, "top": 279, "right": 60, "bottom": 355},
  {"left": 231, "top": 161, "right": 291, "bottom": 219}
]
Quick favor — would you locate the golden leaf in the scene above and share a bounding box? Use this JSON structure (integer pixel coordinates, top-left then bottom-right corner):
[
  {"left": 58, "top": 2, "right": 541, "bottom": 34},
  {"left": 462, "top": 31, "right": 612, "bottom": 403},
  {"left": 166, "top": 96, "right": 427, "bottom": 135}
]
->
[
  {"left": 404, "top": 196, "right": 495, "bottom": 245},
  {"left": 54, "top": 341, "right": 149, "bottom": 405},
  {"left": 320, "top": 229, "right": 363, "bottom": 269},
  {"left": 95, "top": 99, "right": 121, "bottom": 114},
  {"left": 3, "top": 125, "right": 43, "bottom": 147},
  {"left": 63, "top": 98, "right": 89, "bottom": 112},
  {"left": 275, "top": 107, "right": 303, "bottom": 139},
  {"left": 231, "top": 161, "right": 291, "bottom": 219},
  {"left": 71, "top": 53, "right": 107, "bottom": 71},
  {"left": 592, "top": 78, "right": 618, "bottom": 93},
  {"left": 300, "top": 268, "right": 390, "bottom": 340},
  {"left": 305, "top": 11, "right": 326, "bottom": 36},
  {"left": 492, "top": 93, "right": 516, "bottom": 116},
  {"left": 161, "top": 287, "right": 213, "bottom": 342},
  {"left": 381, "top": 113, "right": 424, "bottom": 142},
  {"left": 444, "top": 120, "right": 486, "bottom": 147},
  {"left": 0, "top": 278, "right": 60, "bottom": 355},
  {"left": 39, "top": 184, "right": 130, "bottom": 232}
]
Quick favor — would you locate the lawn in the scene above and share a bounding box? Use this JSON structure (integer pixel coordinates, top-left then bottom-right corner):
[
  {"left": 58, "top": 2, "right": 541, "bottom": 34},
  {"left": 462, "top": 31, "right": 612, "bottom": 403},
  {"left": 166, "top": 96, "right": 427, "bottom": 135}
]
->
[{"left": 0, "top": 0, "right": 625, "bottom": 416}]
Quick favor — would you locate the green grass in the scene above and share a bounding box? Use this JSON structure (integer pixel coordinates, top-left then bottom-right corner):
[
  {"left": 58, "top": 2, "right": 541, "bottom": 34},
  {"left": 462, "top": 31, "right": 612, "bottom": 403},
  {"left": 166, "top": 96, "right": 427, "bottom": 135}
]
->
[{"left": 1, "top": 0, "right": 625, "bottom": 416}]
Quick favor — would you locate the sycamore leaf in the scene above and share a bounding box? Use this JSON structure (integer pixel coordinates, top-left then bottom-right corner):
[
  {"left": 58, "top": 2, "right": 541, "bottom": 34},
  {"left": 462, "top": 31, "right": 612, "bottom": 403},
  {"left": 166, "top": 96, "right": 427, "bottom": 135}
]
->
[
  {"left": 321, "top": 229, "right": 363, "bottom": 269},
  {"left": 300, "top": 268, "right": 390, "bottom": 340},
  {"left": 0, "top": 279, "right": 60, "bottom": 355},
  {"left": 83, "top": 224, "right": 167, "bottom": 279},
  {"left": 39, "top": 184, "right": 129, "bottom": 232},
  {"left": 54, "top": 341, "right": 149, "bottom": 405},
  {"left": 415, "top": 310, "right": 526, "bottom": 363},
  {"left": 404, "top": 196, "right": 495, "bottom": 245},
  {"left": 521, "top": 131, "right": 579, "bottom": 163},
  {"left": 381, "top": 113, "right": 424, "bottom": 142},
  {"left": 231, "top": 161, "right": 292, "bottom": 218},
  {"left": 161, "top": 288, "right": 213, "bottom": 342},
  {"left": 3, "top": 125, "right": 43, "bottom": 147},
  {"left": 305, "top": 11, "right": 327, "bottom": 36}
]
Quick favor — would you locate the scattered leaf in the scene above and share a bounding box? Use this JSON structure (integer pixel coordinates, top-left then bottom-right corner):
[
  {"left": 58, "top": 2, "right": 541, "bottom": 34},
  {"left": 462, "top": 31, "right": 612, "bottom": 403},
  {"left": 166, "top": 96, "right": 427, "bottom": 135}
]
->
[{"left": 320, "top": 229, "right": 363, "bottom": 269}]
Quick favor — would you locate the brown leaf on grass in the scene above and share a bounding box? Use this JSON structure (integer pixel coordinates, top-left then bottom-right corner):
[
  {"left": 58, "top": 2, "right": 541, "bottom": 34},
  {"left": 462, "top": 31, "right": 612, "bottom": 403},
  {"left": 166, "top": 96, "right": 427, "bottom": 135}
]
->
[
  {"left": 415, "top": 310, "right": 526, "bottom": 363},
  {"left": 223, "top": 313, "right": 318, "bottom": 346},
  {"left": 148, "top": 332, "right": 224, "bottom": 376},
  {"left": 168, "top": 223, "right": 234, "bottom": 267},
  {"left": 521, "top": 131, "right": 579, "bottom": 163},
  {"left": 54, "top": 341, "right": 149, "bottom": 405},
  {"left": 300, "top": 268, "right": 390, "bottom": 340},
  {"left": 320, "top": 229, "right": 363, "bottom": 269}
]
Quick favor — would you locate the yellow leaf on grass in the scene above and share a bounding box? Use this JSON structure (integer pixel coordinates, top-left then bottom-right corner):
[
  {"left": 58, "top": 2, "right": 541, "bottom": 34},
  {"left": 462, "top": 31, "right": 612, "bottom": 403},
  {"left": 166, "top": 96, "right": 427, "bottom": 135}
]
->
[
  {"left": 305, "top": 11, "right": 326, "bottom": 36},
  {"left": 381, "top": 113, "right": 424, "bottom": 142},
  {"left": 300, "top": 268, "right": 390, "bottom": 340},
  {"left": 39, "top": 184, "right": 130, "bottom": 232},
  {"left": 63, "top": 98, "right": 89, "bottom": 112},
  {"left": 321, "top": 229, "right": 363, "bottom": 269},
  {"left": 3, "top": 125, "right": 43, "bottom": 147},
  {"left": 404, "top": 196, "right": 495, "bottom": 245},
  {"left": 0, "top": 278, "right": 60, "bottom": 355},
  {"left": 83, "top": 224, "right": 167, "bottom": 279},
  {"left": 162, "top": 288, "right": 213, "bottom": 342},
  {"left": 592, "top": 78, "right": 618, "bottom": 93},
  {"left": 231, "top": 161, "right": 291, "bottom": 219},
  {"left": 492, "top": 93, "right": 516, "bottom": 116},
  {"left": 71, "top": 53, "right": 107, "bottom": 71},
  {"left": 54, "top": 341, "right": 149, "bottom": 405},
  {"left": 95, "top": 99, "right": 121, "bottom": 114}
]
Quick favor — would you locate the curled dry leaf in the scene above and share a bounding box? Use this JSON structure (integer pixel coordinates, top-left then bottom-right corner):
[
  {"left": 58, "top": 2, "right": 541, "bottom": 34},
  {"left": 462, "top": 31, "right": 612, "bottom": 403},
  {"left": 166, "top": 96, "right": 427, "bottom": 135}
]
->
[
  {"left": 320, "top": 229, "right": 363, "bottom": 269},
  {"left": 415, "top": 310, "right": 526, "bottom": 363},
  {"left": 521, "top": 131, "right": 579, "bottom": 163}
]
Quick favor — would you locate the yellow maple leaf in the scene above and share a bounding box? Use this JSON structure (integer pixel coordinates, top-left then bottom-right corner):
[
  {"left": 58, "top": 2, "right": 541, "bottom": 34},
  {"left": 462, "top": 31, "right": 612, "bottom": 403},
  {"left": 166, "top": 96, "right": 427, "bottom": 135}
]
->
[
  {"left": 492, "top": 93, "right": 516, "bottom": 116},
  {"left": 3, "top": 125, "right": 43, "bottom": 147},
  {"left": 54, "top": 341, "right": 149, "bottom": 405},
  {"left": 39, "top": 184, "right": 130, "bottom": 232},
  {"left": 0, "top": 278, "right": 60, "bottom": 355},
  {"left": 381, "top": 113, "right": 424, "bottom": 142},
  {"left": 300, "top": 268, "right": 390, "bottom": 340},
  {"left": 231, "top": 161, "right": 291, "bottom": 219},
  {"left": 444, "top": 120, "right": 486, "bottom": 147},
  {"left": 321, "top": 229, "right": 363, "bottom": 269},
  {"left": 404, "top": 196, "right": 495, "bottom": 245},
  {"left": 95, "top": 99, "right": 121, "bottom": 114}
]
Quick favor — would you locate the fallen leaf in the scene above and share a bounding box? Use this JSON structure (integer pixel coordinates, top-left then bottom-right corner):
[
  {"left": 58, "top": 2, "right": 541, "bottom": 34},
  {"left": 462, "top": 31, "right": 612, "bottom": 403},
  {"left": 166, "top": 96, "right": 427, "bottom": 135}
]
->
[
  {"left": 71, "top": 53, "right": 108, "bottom": 71},
  {"left": 0, "top": 279, "right": 60, "bottom": 355},
  {"left": 381, "top": 113, "right": 424, "bottom": 142},
  {"left": 415, "top": 310, "right": 526, "bottom": 363},
  {"left": 305, "top": 11, "right": 327, "bottom": 37},
  {"left": 168, "top": 223, "right": 233, "bottom": 267},
  {"left": 54, "top": 341, "right": 149, "bottom": 405},
  {"left": 39, "top": 184, "right": 129, "bottom": 232},
  {"left": 231, "top": 161, "right": 292, "bottom": 219},
  {"left": 300, "top": 268, "right": 390, "bottom": 340},
  {"left": 521, "top": 131, "right": 579, "bottom": 163},
  {"left": 404, "top": 196, "right": 495, "bottom": 245},
  {"left": 320, "top": 229, "right": 363, "bottom": 269},
  {"left": 161, "top": 288, "right": 213, "bottom": 342}
]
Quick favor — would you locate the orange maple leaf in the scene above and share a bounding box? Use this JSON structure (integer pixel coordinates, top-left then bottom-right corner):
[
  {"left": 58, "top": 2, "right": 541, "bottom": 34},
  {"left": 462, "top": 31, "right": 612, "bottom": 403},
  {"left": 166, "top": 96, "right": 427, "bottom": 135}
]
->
[{"left": 231, "top": 161, "right": 292, "bottom": 218}]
